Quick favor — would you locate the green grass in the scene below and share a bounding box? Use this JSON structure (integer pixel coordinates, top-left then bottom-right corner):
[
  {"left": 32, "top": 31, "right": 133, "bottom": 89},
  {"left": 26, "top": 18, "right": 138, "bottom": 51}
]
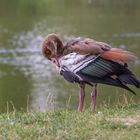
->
[{"left": 0, "top": 104, "right": 140, "bottom": 140}]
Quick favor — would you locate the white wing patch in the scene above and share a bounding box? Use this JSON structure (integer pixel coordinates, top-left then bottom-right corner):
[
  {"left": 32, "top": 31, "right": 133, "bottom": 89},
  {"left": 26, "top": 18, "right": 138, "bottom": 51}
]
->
[{"left": 59, "top": 53, "right": 97, "bottom": 73}]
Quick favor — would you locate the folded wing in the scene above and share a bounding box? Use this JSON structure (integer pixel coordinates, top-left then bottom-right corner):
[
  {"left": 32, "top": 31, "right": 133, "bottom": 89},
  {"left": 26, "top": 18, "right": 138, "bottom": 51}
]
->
[
  {"left": 76, "top": 56, "right": 140, "bottom": 94},
  {"left": 64, "top": 38, "right": 136, "bottom": 63},
  {"left": 59, "top": 54, "right": 140, "bottom": 94}
]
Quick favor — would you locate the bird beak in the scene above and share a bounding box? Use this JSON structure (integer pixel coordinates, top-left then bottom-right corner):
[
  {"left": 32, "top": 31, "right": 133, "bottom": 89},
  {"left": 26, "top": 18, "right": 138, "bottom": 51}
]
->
[{"left": 51, "top": 57, "right": 60, "bottom": 67}]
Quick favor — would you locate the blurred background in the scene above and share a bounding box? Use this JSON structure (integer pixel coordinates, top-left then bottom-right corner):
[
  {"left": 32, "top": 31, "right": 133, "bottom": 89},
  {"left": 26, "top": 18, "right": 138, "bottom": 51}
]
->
[{"left": 0, "top": 0, "right": 140, "bottom": 112}]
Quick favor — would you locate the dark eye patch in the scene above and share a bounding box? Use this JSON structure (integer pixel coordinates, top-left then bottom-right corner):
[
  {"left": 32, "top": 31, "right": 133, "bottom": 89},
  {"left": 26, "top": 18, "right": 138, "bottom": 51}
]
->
[
  {"left": 42, "top": 44, "right": 52, "bottom": 60},
  {"left": 45, "top": 49, "right": 51, "bottom": 59}
]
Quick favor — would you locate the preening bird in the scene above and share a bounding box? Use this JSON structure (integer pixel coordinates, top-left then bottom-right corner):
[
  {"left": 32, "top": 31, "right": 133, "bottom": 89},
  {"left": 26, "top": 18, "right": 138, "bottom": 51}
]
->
[{"left": 41, "top": 33, "right": 140, "bottom": 112}]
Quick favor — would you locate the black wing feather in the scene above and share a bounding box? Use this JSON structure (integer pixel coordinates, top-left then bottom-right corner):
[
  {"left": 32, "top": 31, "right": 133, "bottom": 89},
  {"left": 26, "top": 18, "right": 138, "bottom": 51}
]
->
[
  {"left": 76, "top": 56, "right": 139, "bottom": 94},
  {"left": 77, "top": 72, "right": 136, "bottom": 94},
  {"left": 80, "top": 57, "right": 120, "bottom": 78},
  {"left": 60, "top": 70, "right": 80, "bottom": 83}
]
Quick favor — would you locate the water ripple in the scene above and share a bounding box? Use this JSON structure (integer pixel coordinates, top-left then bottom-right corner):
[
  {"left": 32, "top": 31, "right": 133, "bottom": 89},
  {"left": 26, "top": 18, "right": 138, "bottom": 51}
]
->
[{"left": 0, "top": 31, "right": 61, "bottom": 112}]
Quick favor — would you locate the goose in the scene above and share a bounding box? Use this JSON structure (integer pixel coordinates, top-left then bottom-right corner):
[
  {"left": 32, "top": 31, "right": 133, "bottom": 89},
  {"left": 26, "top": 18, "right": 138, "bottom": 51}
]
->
[{"left": 40, "top": 34, "right": 140, "bottom": 111}]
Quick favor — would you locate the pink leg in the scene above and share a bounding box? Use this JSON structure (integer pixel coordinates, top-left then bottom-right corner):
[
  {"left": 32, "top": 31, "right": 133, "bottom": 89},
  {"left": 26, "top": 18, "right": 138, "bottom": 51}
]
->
[
  {"left": 90, "top": 84, "right": 97, "bottom": 110},
  {"left": 77, "top": 83, "right": 85, "bottom": 112}
]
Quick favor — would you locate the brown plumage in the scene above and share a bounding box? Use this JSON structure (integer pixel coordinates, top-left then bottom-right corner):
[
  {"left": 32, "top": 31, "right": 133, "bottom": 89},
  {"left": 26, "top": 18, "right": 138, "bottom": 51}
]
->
[
  {"left": 41, "top": 33, "right": 64, "bottom": 59},
  {"left": 41, "top": 34, "right": 136, "bottom": 64},
  {"left": 64, "top": 37, "right": 136, "bottom": 63},
  {"left": 101, "top": 48, "right": 136, "bottom": 63}
]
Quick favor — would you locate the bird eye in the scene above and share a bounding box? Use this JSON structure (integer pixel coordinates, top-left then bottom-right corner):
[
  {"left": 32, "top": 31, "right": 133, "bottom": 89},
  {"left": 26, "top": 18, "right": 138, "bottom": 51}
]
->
[
  {"left": 42, "top": 46, "right": 52, "bottom": 60},
  {"left": 45, "top": 50, "right": 51, "bottom": 59}
]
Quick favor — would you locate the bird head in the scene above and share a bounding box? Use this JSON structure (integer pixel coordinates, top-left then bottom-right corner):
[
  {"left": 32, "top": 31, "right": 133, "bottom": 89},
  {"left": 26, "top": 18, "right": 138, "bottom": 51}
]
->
[
  {"left": 41, "top": 34, "right": 64, "bottom": 59},
  {"left": 41, "top": 34, "right": 64, "bottom": 66}
]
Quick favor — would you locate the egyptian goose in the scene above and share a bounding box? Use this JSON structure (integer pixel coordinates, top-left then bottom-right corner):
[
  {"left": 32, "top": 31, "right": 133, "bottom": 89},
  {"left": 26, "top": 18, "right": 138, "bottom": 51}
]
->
[{"left": 40, "top": 33, "right": 140, "bottom": 111}]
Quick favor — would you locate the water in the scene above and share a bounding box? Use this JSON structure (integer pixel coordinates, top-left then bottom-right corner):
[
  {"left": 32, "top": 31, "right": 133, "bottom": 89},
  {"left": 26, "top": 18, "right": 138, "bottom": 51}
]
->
[{"left": 0, "top": 0, "right": 140, "bottom": 112}]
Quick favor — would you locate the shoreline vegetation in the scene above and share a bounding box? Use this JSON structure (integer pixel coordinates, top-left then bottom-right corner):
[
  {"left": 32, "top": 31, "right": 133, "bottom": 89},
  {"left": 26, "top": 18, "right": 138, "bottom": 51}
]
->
[{"left": 0, "top": 103, "right": 140, "bottom": 140}]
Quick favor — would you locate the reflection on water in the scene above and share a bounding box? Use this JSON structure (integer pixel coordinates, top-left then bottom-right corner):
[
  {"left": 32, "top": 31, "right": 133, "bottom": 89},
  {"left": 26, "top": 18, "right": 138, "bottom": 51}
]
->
[{"left": 0, "top": 0, "right": 140, "bottom": 112}]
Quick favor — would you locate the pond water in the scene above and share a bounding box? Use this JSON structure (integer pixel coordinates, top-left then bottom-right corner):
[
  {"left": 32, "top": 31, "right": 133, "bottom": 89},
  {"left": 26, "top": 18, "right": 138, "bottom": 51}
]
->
[{"left": 0, "top": 0, "right": 140, "bottom": 112}]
